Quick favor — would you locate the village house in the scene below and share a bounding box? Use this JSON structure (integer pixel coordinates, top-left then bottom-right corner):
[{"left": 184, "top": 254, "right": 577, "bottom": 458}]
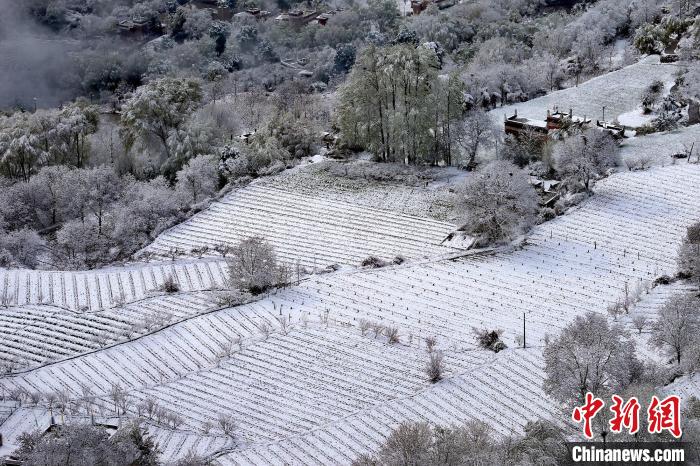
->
[
  {"left": 504, "top": 110, "right": 549, "bottom": 139},
  {"left": 275, "top": 10, "right": 319, "bottom": 27},
  {"left": 233, "top": 7, "right": 272, "bottom": 21},
  {"left": 595, "top": 120, "right": 626, "bottom": 139},
  {"left": 411, "top": 0, "right": 456, "bottom": 15},
  {"left": 545, "top": 108, "right": 591, "bottom": 131},
  {"left": 117, "top": 15, "right": 151, "bottom": 36}
]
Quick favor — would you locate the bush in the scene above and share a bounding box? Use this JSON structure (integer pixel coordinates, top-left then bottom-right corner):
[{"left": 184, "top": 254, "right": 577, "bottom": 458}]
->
[
  {"left": 160, "top": 275, "right": 180, "bottom": 293},
  {"left": 361, "top": 256, "right": 388, "bottom": 268},
  {"left": 426, "top": 350, "right": 444, "bottom": 383},
  {"left": 15, "top": 423, "right": 157, "bottom": 465},
  {"left": 538, "top": 207, "right": 557, "bottom": 222},
  {"left": 473, "top": 328, "right": 507, "bottom": 353}
]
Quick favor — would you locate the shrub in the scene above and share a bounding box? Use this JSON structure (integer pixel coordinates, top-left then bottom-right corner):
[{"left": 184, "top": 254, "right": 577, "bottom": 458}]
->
[
  {"left": 426, "top": 350, "right": 444, "bottom": 383},
  {"left": 473, "top": 328, "right": 507, "bottom": 353},
  {"left": 361, "top": 256, "right": 387, "bottom": 268},
  {"left": 538, "top": 207, "right": 557, "bottom": 222},
  {"left": 385, "top": 326, "right": 400, "bottom": 344},
  {"left": 160, "top": 276, "right": 180, "bottom": 293}
]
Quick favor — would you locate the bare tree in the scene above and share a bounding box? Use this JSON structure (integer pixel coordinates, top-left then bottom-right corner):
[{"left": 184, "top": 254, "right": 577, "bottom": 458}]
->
[
  {"left": 424, "top": 336, "right": 437, "bottom": 352},
  {"left": 457, "top": 161, "right": 539, "bottom": 245},
  {"left": 214, "top": 243, "right": 232, "bottom": 258},
  {"left": 554, "top": 129, "right": 620, "bottom": 193},
  {"left": 371, "top": 322, "right": 385, "bottom": 339},
  {"left": 160, "top": 275, "right": 180, "bottom": 293},
  {"left": 228, "top": 237, "right": 280, "bottom": 295},
  {"left": 544, "top": 312, "right": 641, "bottom": 406},
  {"left": 455, "top": 109, "right": 497, "bottom": 167},
  {"left": 632, "top": 315, "right": 647, "bottom": 334},
  {"left": 277, "top": 315, "right": 290, "bottom": 335},
  {"left": 218, "top": 413, "right": 236, "bottom": 439},
  {"left": 650, "top": 294, "right": 700, "bottom": 365},
  {"left": 359, "top": 319, "right": 371, "bottom": 336},
  {"left": 385, "top": 326, "right": 400, "bottom": 344},
  {"left": 678, "top": 222, "right": 700, "bottom": 282}
]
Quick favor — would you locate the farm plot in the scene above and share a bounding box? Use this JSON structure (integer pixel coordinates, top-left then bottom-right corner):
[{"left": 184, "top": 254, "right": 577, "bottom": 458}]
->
[
  {"left": 114, "top": 326, "right": 490, "bottom": 443},
  {"left": 223, "top": 165, "right": 700, "bottom": 351},
  {"left": 491, "top": 56, "right": 678, "bottom": 125},
  {"left": 0, "top": 259, "right": 228, "bottom": 312},
  {"left": 620, "top": 124, "right": 700, "bottom": 166},
  {"left": 143, "top": 185, "right": 463, "bottom": 269},
  {"left": 256, "top": 161, "right": 463, "bottom": 222},
  {"left": 0, "top": 292, "right": 220, "bottom": 373},
  {"left": 0, "top": 319, "right": 492, "bottom": 460},
  {"left": 3, "top": 165, "right": 700, "bottom": 463},
  {"left": 143, "top": 425, "right": 233, "bottom": 462},
  {"left": 0, "top": 407, "right": 52, "bottom": 458},
  {"left": 214, "top": 348, "right": 563, "bottom": 466}
]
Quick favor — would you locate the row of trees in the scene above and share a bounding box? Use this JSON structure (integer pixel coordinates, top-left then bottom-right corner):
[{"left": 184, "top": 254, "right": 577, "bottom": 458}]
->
[
  {"left": 338, "top": 44, "right": 464, "bottom": 166},
  {"left": 354, "top": 419, "right": 569, "bottom": 465},
  {"left": 0, "top": 102, "right": 98, "bottom": 181},
  {"left": 0, "top": 156, "right": 219, "bottom": 269}
]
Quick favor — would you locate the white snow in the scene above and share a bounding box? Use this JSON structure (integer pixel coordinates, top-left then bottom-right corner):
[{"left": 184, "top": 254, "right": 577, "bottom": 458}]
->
[{"left": 4, "top": 160, "right": 700, "bottom": 462}]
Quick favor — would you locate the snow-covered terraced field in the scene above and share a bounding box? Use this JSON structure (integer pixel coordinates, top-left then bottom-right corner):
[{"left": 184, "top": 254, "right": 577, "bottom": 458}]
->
[
  {"left": 3, "top": 164, "right": 700, "bottom": 463},
  {"left": 122, "top": 327, "right": 490, "bottom": 441},
  {"left": 0, "top": 259, "right": 228, "bottom": 312},
  {"left": 257, "top": 161, "right": 462, "bottom": 222},
  {"left": 0, "top": 408, "right": 51, "bottom": 457},
  {"left": 492, "top": 56, "right": 678, "bottom": 125},
  {"left": 213, "top": 349, "right": 560, "bottom": 466},
  {"left": 0, "top": 292, "right": 220, "bottom": 372},
  {"left": 243, "top": 165, "right": 700, "bottom": 350},
  {"left": 143, "top": 185, "right": 463, "bottom": 268},
  {"left": 620, "top": 124, "right": 700, "bottom": 166}
]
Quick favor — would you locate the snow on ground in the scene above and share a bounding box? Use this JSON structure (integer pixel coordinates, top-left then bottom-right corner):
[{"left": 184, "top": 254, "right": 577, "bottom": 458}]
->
[
  {"left": 4, "top": 163, "right": 700, "bottom": 462},
  {"left": 620, "top": 124, "right": 700, "bottom": 166},
  {"left": 0, "top": 258, "right": 228, "bottom": 312},
  {"left": 618, "top": 106, "right": 655, "bottom": 127},
  {"left": 0, "top": 292, "right": 221, "bottom": 372},
  {"left": 492, "top": 56, "right": 679, "bottom": 125},
  {"left": 0, "top": 407, "right": 51, "bottom": 458},
  {"left": 256, "top": 160, "right": 464, "bottom": 222},
  {"left": 144, "top": 184, "right": 463, "bottom": 269}
]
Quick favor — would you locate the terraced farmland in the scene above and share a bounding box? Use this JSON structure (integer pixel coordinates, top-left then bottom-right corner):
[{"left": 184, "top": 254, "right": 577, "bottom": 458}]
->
[
  {"left": 492, "top": 56, "right": 678, "bottom": 125},
  {"left": 0, "top": 259, "right": 228, "bottom": 312},
  {"left": 0, "top": 292, "right": 220, "bottom": 372},
  {"left": 143, "top": 185, "right": 465, "bottom": 268},
  {"left": 3, "top": 164, "right": 700, "bottom": 463}
]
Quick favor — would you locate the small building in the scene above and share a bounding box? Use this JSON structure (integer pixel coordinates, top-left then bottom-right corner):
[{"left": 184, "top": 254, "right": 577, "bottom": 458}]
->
[
  {"left": 545, "top": 108, "right": 591, "bottom": 131},
  {"left": 275, "top": 10, "right": 319, "bottom": 27},
  {"left": 411, "top": 0, "right": 455, "bottom": 15},
  {"left": 504, "top": 110, "right": 549, "bottom": 139},
  {"left": 117, "top": 15, "right": 150, "bottom": 35},
  {"left": 239, "top": 131, "right": 256, "bottom": 144},
  {"left": 315, "top": 13, "right": 331, "bottom": 25},
  {"left": 595, "top": 120, "right": 626, "bottom": 139},
  {"left": 234, "top": 7, "right": 271, "bottom": 21},
  {"left": 411, "top": 0, "right": 429, "bottom": 14}
]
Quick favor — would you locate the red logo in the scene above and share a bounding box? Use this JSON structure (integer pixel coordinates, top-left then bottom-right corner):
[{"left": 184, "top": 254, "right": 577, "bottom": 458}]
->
[
  {"left": 609, "top": 395, "right": 640, "bottom": 435},
  {"left": 647, "top": 395, "right": 682, "bottom": 438},
  {"left": 573, "top": 394, "right": 682, "bottom": 438},
  {"left": 572, "top": 392, "right": 604, "bottom": 439}
]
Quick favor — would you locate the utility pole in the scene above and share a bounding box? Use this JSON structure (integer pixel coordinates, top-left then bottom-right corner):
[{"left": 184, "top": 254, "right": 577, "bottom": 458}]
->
[
  {"left": 602, "top": 105, "right": 606, "bottom": 123},
  {"left": 523, "top": 312, "right": 526, "bottom": 349}
]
